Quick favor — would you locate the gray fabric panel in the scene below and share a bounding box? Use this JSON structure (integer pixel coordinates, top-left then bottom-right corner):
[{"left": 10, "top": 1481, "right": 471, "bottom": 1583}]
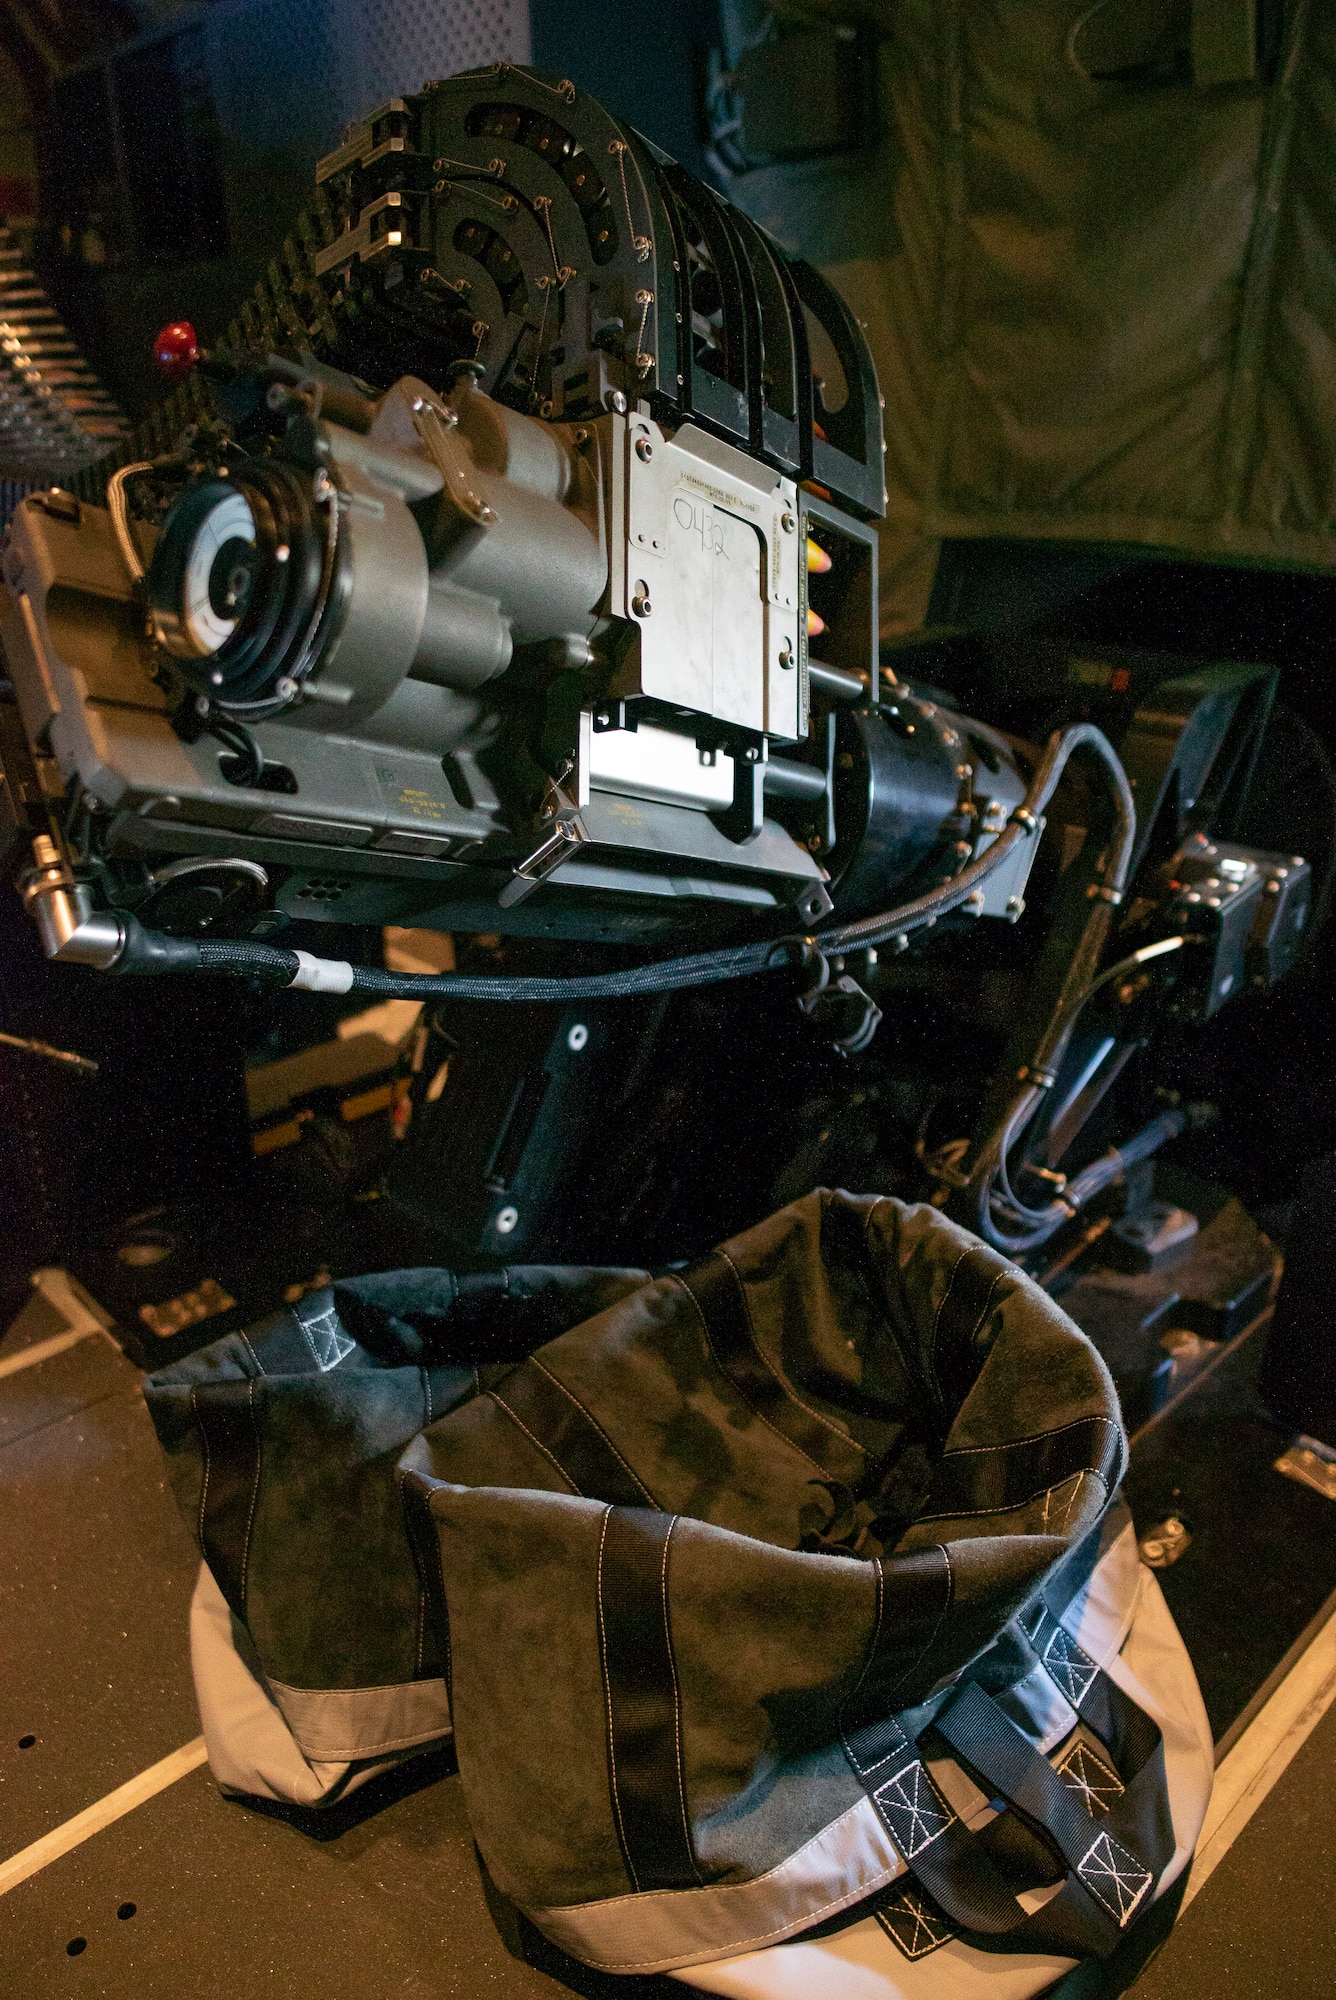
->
[
  {"left": 268, "top": 1674, "right": 451, "bottom": 1761},
  {"left": 190, "top": 1562, "right": 448, "bottom": 1809},
  {"left": 425, "top": 1482, "right": 635, "bottom": 1909},
  {"left": 531, "top": 1793, "right": 906, "bottom": 1975}
]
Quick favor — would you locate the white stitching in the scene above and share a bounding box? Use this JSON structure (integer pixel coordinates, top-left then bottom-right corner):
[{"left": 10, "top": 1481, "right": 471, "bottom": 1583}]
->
[
  {"left": 527, "top": 1357, "right": 660, "bottom": 1504},
  {"left": 239, "top": 1378, "right": 262, "bottom": 1612},
  {"left": 595, "top": 1505, "right": 638, "bottom": 1890},
  {"left": 238, "top": 1329, "right": 265, "bottom": 1375},
  {"left": 935, "top": 1414, "right": 1122, "bottom": 1460},
  {"left": 840, "top": 1558, "right": 886, "bottom": 1727},
  {"left": 659, "top": 1518, "right": 703, "bottom": 1886},
  {"left": 915, "top": 1470, "right": 1110, "bottom": 1526},
  {"left": 666, "top": 1273, "right": 836, "bottom": 1478},
  {"left": 191, "top": 1385, "right": 210, "bottom": 1550},
  {"left": 931, "top": 1247, "right": 974, "bottom": 1353},
  {"left": 716, "top": 1248, "right": 866, "bottom": 1458},
  {"left": 962, "top": 1267, "right": 1008, "bottom": 1347},
  {"left": 486, "top": 1390, "right": 581, "bottom": 1494}
]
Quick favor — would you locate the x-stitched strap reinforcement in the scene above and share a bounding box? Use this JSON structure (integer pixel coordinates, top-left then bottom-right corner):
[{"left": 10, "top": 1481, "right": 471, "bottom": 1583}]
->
[
  {"left": 934, "top": 1683, "right": 1155, "bottom": 1930},
  {"left": 842, "top": 1623, "right": 1175, "bottom": 1960}
]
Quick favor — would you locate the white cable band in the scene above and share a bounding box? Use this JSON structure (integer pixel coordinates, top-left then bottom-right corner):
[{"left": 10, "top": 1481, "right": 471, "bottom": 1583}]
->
[{"left": 289, "top": 951, "right": 356, "bottom": 993}]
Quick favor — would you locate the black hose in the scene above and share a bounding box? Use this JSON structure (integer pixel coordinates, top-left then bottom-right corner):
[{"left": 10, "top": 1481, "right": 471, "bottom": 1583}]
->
[
  {"left": 343, "top": 937, "right": 803, "bottom": 1002},
  {"left": 102, "top": 720, "right": 1131, "bottom": 1011}
]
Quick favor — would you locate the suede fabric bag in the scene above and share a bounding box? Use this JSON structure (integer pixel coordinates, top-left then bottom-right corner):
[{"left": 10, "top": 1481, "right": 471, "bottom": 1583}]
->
[
  {"left": 400, "top": 1191, "right": 1212, "bottom": 1986},
  {"left": 144, "top": 1265, "right": 647, "bottom": 1804}
]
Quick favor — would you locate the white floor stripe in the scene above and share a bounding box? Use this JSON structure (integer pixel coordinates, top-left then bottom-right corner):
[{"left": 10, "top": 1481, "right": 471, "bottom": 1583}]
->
[
  {"left": 0, "top": 1327, "right": 98, "bottom": 1381},
  {"left": 0, "top": 1268, "right": 118, "bottom": 1381},
  {"left": 1184, "top": 1599, "right": 1336, "bottom": 1907},
  {"left": 0, "top": 1738, "right": 208, "bottom": 1897}
]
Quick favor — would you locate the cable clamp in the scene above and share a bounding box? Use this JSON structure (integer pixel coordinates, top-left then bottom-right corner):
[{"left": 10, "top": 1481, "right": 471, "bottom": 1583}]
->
[
  {"left": 1010, "top": 807, "right": 1043, "bottom": 833},
  {"left": 794, "top": 936, "right": 831, "bottom": 998}
]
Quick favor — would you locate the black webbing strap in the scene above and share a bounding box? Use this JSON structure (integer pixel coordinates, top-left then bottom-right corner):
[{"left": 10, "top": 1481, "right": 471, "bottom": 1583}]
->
[
  {"left": 935, "top": 1684, "right": 1156, "bottom": 1933},
  {"left": 844, "top": 1600, "right": 1176, "bottom": 1961},
  {"left": 842, "top": 1710, "right": 1028, "bottom": 1934},
  {"left": 674, "top": 1252, "right": 866, "bottom": 1483},
  {"left": 487, "top": 1356, "right": 660, "bottom": 1507},
  {"left": 190, "top": 1378, "right": 262, "bottom": 1622},
  {"left": 919, "top": 1415, "right": 1124, "bottom": 1524},
  {"left": 596, "top": 1506, "right": 701, "bottom": 1893},
  {"left": 930, "top": 1241, "right": 1016, "bottom": 1421}
]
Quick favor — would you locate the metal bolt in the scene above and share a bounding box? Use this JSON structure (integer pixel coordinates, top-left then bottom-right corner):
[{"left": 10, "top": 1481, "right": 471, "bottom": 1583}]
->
[
  {"left": 744, "top": 746, "right": 759, "bottom": 763},
  {"left": 780, "top": 511, "right": 796, "bottom": 534},
  {"left": 567, "top": 1022, "right": 589, "bottom": 1051},
  {"left": 608, "top": 389, "right": 627, "bottom": 414},
  {"left": 631, "top": 581, "right": 651, "bottom": 617},
  {"left": 778, "top": 646, "right": 793, "bottom": 670},
  {"left": 635, "top": 435, "right": 653, "bottom": 462},
  {"left": 494, "top": 1205, "right": 519, "bottom": 1235},
  {"left": 274, "top": 543, "right": 290, "bottom": 564},
  {"left": 275, "top": 676, "right": 299, "bottom": 701},
  {"left": 1006, "top": 895, "right": 1026, "bottom": 920},
  {"left": 312, "top": 468, "right": 335, "bottom": 505},
  {"left": 573, "top": 427, "right": 589, "bottom": 445}
]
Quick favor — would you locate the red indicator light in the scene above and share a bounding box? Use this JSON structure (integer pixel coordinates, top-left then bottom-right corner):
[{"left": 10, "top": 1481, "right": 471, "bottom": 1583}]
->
[{"left": 153, "top": 321, "right": 200, "bottom": 379}]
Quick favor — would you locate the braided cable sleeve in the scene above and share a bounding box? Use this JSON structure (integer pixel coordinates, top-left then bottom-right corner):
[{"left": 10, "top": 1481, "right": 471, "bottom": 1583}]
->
[
  {"left": 345, "top": 937, "right": 797, "bottom": 1002},
  {"left": 103, "top": 723, "right": 1131, "bottom": 1014},
  {"left": 194, "top": 939, "right": 301, "bottom": 981}
]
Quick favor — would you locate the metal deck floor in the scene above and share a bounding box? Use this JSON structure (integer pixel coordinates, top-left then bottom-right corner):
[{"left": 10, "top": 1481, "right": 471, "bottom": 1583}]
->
[{"left": 1, "top": 1296, "right": 1333, "bottom": 1998}]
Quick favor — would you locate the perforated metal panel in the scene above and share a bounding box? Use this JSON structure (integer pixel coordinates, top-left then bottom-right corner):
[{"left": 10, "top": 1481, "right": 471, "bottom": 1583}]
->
[
  {"left": 203, "top": 2, "right": 530, "bottom": 152},
  {"left": 328, "top": 0, "right": 532, "bottom": 126}
]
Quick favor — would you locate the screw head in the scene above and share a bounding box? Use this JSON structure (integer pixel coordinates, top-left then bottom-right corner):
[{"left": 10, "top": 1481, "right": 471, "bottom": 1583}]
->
[
  {"left": 608, "top": 389, "right": 628, "bottom": 414},
  {"left": 275, "top": 676, "right": 298, "bottom": 701},
  {"left": 494, "top": 1205, "right": 519, "bottom": 1235},
  {"left": 635, "top": 436, "right": 653, "bottom": 462},
  {"left": 780, "top": 511, "right": 796, "bottom": 534}
]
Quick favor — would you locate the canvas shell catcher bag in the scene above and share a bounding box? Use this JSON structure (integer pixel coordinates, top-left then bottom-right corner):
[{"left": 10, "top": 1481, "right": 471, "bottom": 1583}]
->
[
  {"left": 146, "top": 1190, "right": 1211, "bottom": 1990},
  {"left": 402, "top": 1191, "right": 1213, "bottom": 1989}
]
